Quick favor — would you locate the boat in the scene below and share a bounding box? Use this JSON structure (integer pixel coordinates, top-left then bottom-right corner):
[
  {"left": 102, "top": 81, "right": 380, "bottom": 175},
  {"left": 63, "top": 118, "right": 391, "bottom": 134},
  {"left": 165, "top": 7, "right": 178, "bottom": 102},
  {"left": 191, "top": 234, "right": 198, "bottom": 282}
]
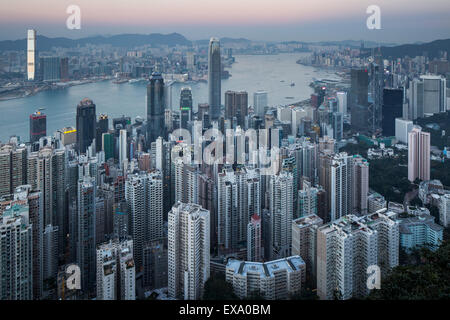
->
[
  {"left": 290, "top": 82, "right": 295, "bottom": 87},
  {"left": 280, "top": 80, "right": 285, "bottom": 82}
]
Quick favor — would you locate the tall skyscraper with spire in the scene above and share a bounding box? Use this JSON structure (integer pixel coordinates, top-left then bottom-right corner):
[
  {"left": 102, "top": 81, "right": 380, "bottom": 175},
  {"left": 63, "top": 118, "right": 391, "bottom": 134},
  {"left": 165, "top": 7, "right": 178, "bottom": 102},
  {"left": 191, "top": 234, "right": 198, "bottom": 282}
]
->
[
  {"left": 147, "top": 72, "right": 165, "bottom": 145},
  {"left": 208, "top": 37, "right": 221, "bottom": 120}
]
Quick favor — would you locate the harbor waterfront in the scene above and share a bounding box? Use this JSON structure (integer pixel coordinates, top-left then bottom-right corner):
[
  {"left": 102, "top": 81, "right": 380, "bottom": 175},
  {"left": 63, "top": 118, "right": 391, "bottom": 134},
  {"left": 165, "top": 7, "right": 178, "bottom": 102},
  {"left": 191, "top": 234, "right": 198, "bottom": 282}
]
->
[{"left": 0, "top": 53, "right": 340, "bottom": 142}]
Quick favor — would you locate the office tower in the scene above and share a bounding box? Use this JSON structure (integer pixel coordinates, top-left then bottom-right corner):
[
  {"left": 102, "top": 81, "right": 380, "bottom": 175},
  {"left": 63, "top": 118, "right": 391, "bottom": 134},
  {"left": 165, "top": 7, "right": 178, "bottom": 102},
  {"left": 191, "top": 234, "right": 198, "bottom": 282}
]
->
[
  {"left": 76, "top": 98, "right": 97, "bottom": 155},
  {"left": 439, "top": 194, "right": 450, "bottom": 228},
  {"left": 58, "top": 127, "right": 76, "bottom": 146},
  {"left": 30, "top": 110, "right": 47, "bottom": 143},
  {"left": 408, "top": 126, "right": 430, "bottom": 182},
  {"left": 395, "top": 118, "right": 413, "bottom": 144},
  {"left": 317, "top": 212, "right": 399, "bottom": 300},
  {"left": 351, "top": 68, "right": 369, "bottom": 107},
  {"left": 420, "top": 75, "right": 447, "bottom": 115},
  {"left": 382, "top": 88, "right": 403, "bottom": 136},
  {"left": 186, "top": 52, "right": 195, "bottom": 71},
  {"left": 60, "top": 57, "right": 69, "bottom": 81},
  {"left": 102, "top": 132, "right": 114, "bottom": 161},
  {"left": 217, "top": 167, "right": 261, "bottom": 251},
  {"left": 197, "top": 103, "right": 210, "bottom": 121},
  {"left": 39, "top": 57, "right": 61, "bottom": 82},
  {"left": 225, "top": 90, "right": 248, "bottom": 127},
  {"left": 247, "top": 214, "right": 262, "bottom": 262},
  {"left": 0, "top": 203, "right": 33, "bottom": 300},
  {"left": 143, "top": 238, "right": 168, "bottom": 290},
  {"left": 119, "top": 129, "right": 127, "bottom": 169},
  {"left": 96, "top": 238, "right": 136, "bottom": 300},
  {"left": 268, "top": 171, "right": 294, "bottom": 259},
  {"left": 125, "top": 171, "right": 163, "bottom": 270},
  {"left": 208, "top": 37, "right": 221, "bottom": 120},
  {"left": 331, "top": 112, "right": 343, "bottom": 141},
  {"left": 336, "top": 91, "right": 348, "bottom": 115},
  {"left": 409, "top": 78, "right": 424, "bottom": 119},
  {"left": 77, "top": 176, "right": 96, "bottom": 294},
  {"left": 27, "top": 29, "right": 37, "bottom": 81},
  {"left": 292, "top": 214, "right": 323, "bottom": 284},
  {"left": 147, "top": 72, "right": 165, "bottom": 145},
  {"left": 291, "top": 107, "right": 307, "bottom": 137},
  {"left": 96, "top": 114, "right": 109, "bottom": 152},
  {"left": 0, "top": 144, "right": 27, "bottom": 197},
  {"left": 43, "top": 224, "right": 59, "bottom": 281},
  {"left": 369, "top": 62, "right": 384, "bottom": 133},
  {"left": 329, "top": 152, "right": 353, "bottom": 221},
  {"left": 351, "top": 155, "right": 369, "bottom": 215},
  {"left": 254, "top": 90, "right": 268, "bottom": 117},
  {"left": 180, "top": 87, "right": 193, "bottom": 129},
  {"left": 168, "top": 202, "right": 210, "bottom": 300},
  {"left": 225, "top": 256, "right": 305, "bottom": 300},
  {"left": 297, "top": 180, "right": 319, "bottom": 218}
]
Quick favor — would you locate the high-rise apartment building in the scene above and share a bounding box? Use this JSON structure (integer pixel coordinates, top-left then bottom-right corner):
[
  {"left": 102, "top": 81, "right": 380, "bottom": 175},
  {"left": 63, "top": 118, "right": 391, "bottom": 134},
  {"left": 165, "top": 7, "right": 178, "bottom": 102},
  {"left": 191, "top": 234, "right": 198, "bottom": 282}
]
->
[
  {"left": 96, "top": 238, "right": 136, "bottom": 300},
  {"left": 0, "top": 203, "right": 33, "bottom": 300},
  {"left": 292, "top": 214, "right": 323, "bottom": 285},
  {"left": 351, "top": 155, "right": 369, "bottom": 215},
  {"left": 408, "top": 126, "right": 430, "bottom": 182},
  {"left": 77, "top": 176, "right": 97, "bottom": 294},
  {"left": 247, "top": 214, "right": 262, "bottom": 262},
  {"left": 268, "top": 171, "right": 294, "bottom": 259},
  {"left": 168, "top": 202, "right": 210, "bottom": 300},
  {"left": 225, "top": 256, "right": 305, "bottom": 300},
  {"left": 317, "top": 211, "right": 399, "bottom": 300}
]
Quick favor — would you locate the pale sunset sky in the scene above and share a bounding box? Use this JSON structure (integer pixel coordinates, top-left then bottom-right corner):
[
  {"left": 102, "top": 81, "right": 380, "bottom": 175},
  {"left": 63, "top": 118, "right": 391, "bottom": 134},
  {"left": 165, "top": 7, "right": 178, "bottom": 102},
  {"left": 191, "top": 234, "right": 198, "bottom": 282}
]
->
[{"left": 0, "top": 0, "right": 449, "bottom": 43}]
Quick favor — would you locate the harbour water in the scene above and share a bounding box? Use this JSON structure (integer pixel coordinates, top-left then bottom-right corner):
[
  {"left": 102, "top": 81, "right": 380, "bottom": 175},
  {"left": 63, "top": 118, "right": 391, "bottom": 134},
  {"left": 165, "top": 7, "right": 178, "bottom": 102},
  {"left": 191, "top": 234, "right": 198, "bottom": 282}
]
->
[{"left": 0, "top": 53, "right": 340, "bottom": 142}]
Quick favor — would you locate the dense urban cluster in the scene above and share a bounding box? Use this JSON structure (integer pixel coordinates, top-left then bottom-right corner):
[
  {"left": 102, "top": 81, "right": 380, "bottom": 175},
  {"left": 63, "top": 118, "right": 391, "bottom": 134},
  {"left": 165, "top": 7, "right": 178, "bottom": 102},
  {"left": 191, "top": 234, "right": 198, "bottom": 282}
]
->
[{"left": 0, "top": 29, "right": 449, "bottom": 301}]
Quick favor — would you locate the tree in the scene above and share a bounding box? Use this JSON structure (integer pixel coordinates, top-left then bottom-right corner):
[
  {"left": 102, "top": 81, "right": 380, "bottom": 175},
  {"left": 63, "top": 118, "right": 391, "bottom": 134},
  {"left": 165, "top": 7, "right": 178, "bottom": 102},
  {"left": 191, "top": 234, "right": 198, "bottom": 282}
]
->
[
  {"left": 368, "top": 241, "right": 450, "bottom": 300},
  {"left": 202, "top": 275, "right": 239, "bottom": 300}
]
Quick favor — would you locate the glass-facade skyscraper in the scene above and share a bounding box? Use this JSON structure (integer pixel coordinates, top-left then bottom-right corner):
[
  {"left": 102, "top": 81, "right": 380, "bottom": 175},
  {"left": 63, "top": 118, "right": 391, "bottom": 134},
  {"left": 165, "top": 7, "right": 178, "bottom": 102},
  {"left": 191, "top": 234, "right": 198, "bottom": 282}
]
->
[
  {"left": 147, "top": 72, "right": 165, "bottom": 146},
  {"left": 76, "top": 98, "right": 97, "bottom": 155},
  {"left": 208, "top": 37, "right": 221, "bottom": 120}
]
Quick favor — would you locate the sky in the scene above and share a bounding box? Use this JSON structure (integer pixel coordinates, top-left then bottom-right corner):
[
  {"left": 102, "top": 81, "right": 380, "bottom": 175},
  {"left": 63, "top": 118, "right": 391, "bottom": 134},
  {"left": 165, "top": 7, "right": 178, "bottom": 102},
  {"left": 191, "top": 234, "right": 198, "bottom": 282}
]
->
[{"left": 0, "top": 0, "right": 449, "bottom": 43}]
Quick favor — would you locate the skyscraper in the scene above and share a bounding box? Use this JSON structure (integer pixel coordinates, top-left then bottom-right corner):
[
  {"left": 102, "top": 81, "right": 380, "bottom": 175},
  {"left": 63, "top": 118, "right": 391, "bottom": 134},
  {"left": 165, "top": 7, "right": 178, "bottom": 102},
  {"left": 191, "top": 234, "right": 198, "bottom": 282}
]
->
[
  {"left": 317, "top": 211, "right": 399, "bottom": 300},
  {"left": 119, "top": 129, "right": 127, "bottom": 169},
  {"left": 253, "top": 90, "right": 268, "bottom": 118},
  {"left": 329, "top": 153, "right": 353, "bottom": 221},
  {"left": 96, "top": 238, "right": 136, "bottom": 300},
  {"left": 77, "top": 176, "right": 97, "bottom": 294},
  {"left": 29, "top": 110, "right": 46, "bottom": 143},
  {"left": 168, "top": 202, "right": 210, "bottom": 300},
  {"left": 76, "top": 98, "right": 97, "bottom": 155},
  {"left": 208, "top": 37, "right": 221, "bottom": 120},
  {"left": 351, "top": 155, "right": 369, "bottom": 215},
  {"left": 408, "top": 126, "right": 430, "bottom": 182},
  {"left": 27, "top": 29, "right": 37, "bottom": 81},
  {"left": 382, "top": 88, "right": 403, "bottom": 136},
  {"left": 247, "top": 214, "right": 262, "bottom": 262},
  {"left": 269, "top": 171, "right": 294, "bottom": 259},
  {"left": 180, "top": 87, "right": 193, "bottom": 129},
  {"left": 0, "top": 203, "right": 33, "bottom": 300},
  {"left": 147, "top": 72, "right": 165, "bottom": 145},
  {"left": 225, "top": 90, "right": 248, "bottom": 127}
]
